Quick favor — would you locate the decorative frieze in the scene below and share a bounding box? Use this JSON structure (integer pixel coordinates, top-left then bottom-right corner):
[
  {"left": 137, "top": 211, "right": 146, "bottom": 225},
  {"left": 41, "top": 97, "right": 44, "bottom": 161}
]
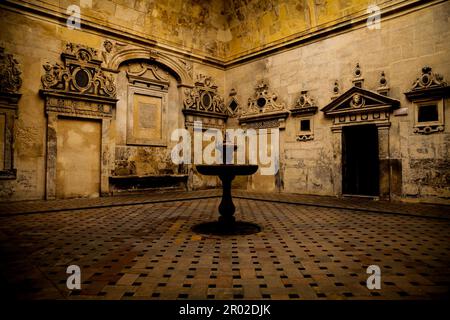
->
[
  {"left": 43, "top": 96, "right": 113, "bottom": 119},
  {"left": 242, "top": 119, "right": 282, "bottom": 129},
  {"left": 409, "top": 66, "right": 447, "bottom": 91}
]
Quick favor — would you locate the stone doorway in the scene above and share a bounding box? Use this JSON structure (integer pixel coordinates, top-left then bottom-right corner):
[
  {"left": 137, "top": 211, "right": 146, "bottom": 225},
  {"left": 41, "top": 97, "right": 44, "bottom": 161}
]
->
[
  {"left": 56, "top": 118, "right": 101, "bottom": 199},
  {"left": 342, "top": 124, "right": 379, "bottom": 196}
]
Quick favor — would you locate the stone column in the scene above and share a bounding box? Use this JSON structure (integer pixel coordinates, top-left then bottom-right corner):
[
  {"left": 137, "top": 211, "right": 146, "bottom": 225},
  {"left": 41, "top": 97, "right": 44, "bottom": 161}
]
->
[
  {"left": 276, "top": 120, "right": 286, "bottom": 192},
  {"left": 46, "top": 112, "right": 57, "bottom": 200},
  {"left": 3, "top": 111, "right": 15, "bottom": 172},
  {"left": 218, "top": 174, "right": 236, "bottom": 225},
  {"left": 101, "top": 118, "right": 111, "bottom": 196},
  {"left": 331, "top": 127, "right": 343, "bottom": 197},
  {"left": 377, "top": 124, "right": 391, "bottom": 200}
]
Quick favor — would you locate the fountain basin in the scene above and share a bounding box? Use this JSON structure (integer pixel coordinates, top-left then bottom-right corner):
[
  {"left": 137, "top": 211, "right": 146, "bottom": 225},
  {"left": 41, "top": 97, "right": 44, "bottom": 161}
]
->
[
  {"left": 196, "top": 164, "right": 258, "bottom": 176},
  {"left": 194, "top": 164, "right": 259, "bottom": 234}
]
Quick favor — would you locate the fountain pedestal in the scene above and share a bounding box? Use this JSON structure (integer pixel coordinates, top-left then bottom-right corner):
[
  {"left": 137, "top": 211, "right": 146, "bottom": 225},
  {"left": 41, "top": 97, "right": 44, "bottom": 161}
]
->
[{"left": 196, "top": 164, "right": 258, "bottom": 227}]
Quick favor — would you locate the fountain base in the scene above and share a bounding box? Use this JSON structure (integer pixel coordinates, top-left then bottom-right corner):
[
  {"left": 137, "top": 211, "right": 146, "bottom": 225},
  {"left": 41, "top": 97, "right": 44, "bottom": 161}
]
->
[{"left": 192, "top": 221, "right": 261, "bottom": 236}]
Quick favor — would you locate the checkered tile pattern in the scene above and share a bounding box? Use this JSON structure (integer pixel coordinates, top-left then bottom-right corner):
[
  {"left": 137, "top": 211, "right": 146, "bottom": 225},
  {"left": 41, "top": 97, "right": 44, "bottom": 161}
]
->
[{"left": 0, "top": 194, "right": 449, "bottom": 300}]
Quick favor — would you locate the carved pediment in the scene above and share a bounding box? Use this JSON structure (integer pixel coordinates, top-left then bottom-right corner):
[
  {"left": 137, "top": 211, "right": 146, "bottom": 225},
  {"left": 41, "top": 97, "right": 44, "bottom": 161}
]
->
[
  {"left": 290, "top": 90, "right": 318, "bottom": 116},
  {"left": 183, "top": 74, "right": 227, "bottom": 119},
  {"left": 40, "top": 42, "right": 117, "bottom": 119},
  {"left": 101, "top": 39, "right": 193, "bottom": 87},
  {"left": 405, "top": 66, "right": 450, "bottom": 100},
  {"left": 41, "top": 43, "right": 116, "bottom": 99},
  {"left": 125, "top": 61, "right": 170, "bottom": 90},
  {"left": 321, "top": 86, "right": 400, "bottom": 116},
  {"left": 239, "top": 81, "right": 289, "bottom": 124}
]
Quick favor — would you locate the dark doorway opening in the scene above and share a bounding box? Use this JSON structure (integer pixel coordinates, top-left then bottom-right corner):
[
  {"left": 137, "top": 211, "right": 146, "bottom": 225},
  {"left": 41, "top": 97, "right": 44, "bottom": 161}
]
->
[{"left": 342, "top": 124, "right": 379, "bottom": 196}]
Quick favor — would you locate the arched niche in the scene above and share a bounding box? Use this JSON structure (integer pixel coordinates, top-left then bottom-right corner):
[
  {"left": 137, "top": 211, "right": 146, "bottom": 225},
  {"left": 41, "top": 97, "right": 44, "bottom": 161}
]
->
[
  {"left": 110, "top": 56, "right": 189, "bottom": 193},
  {"left": 102, "top": 42, "right": 194, "bottom": 88}
]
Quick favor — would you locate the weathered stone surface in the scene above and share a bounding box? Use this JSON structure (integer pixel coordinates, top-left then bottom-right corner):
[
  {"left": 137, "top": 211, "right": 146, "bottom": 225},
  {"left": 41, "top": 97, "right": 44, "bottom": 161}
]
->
[{"left": 0, "top": 1, "right": 449, "bottom": 204}]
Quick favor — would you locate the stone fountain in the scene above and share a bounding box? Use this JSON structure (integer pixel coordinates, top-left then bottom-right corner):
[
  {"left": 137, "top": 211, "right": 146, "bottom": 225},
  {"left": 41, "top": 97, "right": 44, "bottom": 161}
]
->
[{"left": 193, "top": 136, "right": 260, "bottom": 235}]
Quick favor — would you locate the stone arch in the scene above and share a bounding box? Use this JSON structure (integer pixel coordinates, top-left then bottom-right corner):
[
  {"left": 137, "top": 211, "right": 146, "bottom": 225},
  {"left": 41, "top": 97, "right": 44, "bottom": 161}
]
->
[{"left": 107, "top": 48, "right": 193, "bottom": 87}]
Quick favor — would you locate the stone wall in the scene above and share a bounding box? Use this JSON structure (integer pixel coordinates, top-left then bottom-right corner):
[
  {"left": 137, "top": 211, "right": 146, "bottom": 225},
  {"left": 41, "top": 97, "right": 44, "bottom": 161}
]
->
[
  {"left": 0, "top": 1, "right": 449, "bottom": 203},
  {"left": 225, "top": 0, "right": 394, "bottom": 59},
  {"left": 225, "top": 1, "right": 450, "bottom": 203},
  {"left": 6, "top": 0, "right": 424, "bottom": 62},
  {"left": 0, "top": 6, "right": 225, "bottom": 200},
  {"left": 12, "top": 0, "right": 229, "bottom": 59}
]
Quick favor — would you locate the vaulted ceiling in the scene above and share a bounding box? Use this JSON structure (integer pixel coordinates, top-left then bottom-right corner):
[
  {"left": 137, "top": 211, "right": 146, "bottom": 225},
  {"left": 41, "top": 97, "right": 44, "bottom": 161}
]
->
[{"left": 8, "top": 0, "right": 407, "bottom": 63}]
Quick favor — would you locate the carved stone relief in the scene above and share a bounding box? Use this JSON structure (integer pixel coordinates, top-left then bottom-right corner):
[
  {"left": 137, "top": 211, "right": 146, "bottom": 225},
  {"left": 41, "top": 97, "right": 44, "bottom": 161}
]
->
[
  {"left": 321, "top": 64, "right": 400, "bottom": 200},
  {"left": 405, "top": 66, "right": 449, "bottom": 135},
  {"left": 239, "top": 80, "right": 289, "bottom": 128},
  {"left": 40, "top": 42, "right": 118, "bottom": 199},
  {"left": 41, "top": 43, "right": 117, "bottom": 118},
  {"left": 182, "top": 74, "right": 227, "bottom": 129},
  {"left": 290, "top": 90, "right": 318, "bottom": 116},
  {"left": 322, "top": 65, "right": 400, "bottom": 127},
  {"left": 0, "top": 47, "right": 22, "bottom": 179},
  {"left": 290, "top": 90, "right": 318, "bottom": 141},
  {"left": 0, "top": 47, "right": 22, "bottom": 94},
  {"left": 226, "top": 88, "right": 240, "bottom": 117},
  {"left": 101, "top": 39, "right": 193, "bottom": 87}
]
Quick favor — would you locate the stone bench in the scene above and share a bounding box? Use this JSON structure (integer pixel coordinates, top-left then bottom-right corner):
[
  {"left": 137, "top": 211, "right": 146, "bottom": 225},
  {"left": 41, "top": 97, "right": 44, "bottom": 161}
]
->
[{"left": 109, "top": 174, "right": 188, "bottom": 194}]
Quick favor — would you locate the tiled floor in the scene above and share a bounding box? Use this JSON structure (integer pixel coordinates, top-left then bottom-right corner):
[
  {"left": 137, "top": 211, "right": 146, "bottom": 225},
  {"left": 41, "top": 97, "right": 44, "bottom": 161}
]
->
[{"left": 0, "top": 191, "right": 449, "bottom": 300}]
